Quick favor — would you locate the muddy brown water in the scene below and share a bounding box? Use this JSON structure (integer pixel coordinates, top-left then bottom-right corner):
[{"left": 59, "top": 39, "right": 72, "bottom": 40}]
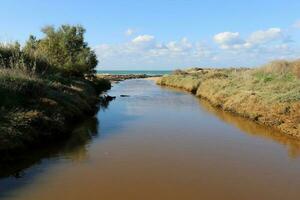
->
[{"left": 1, "top": 79, "right": 300, "bottom": 200}]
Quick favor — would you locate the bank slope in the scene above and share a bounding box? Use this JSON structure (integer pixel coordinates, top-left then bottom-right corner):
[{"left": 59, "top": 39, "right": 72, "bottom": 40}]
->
[
  {"left": 0, "top": 69, "right": 111, "bottom": 154},
  {"left": 157, "top": 61, "right": 300, "bottom": 137}
]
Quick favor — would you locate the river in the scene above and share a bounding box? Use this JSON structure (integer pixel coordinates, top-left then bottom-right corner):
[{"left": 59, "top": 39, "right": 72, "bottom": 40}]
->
[{"left": 1, "top": 79, "right": 300, "bottom": 200}]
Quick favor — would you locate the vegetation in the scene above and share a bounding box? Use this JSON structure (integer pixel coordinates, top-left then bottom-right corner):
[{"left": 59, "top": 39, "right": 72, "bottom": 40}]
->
[
  {"left": 1, "top": 25, "right": 97, "bottom": 77},
  {"left": 0, "top": 25, "right": 111, "bottom": 153},
  {"left": 157, "top": 60, "right": 300, "bottom": 137}
]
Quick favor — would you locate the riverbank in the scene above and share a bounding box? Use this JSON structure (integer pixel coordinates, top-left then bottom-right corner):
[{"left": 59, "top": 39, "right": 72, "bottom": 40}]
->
[
  {"left": 157, "top": 60, "right": 300, "bottom": 137},
  {"left": 0, "top": 68, "right": 111, "bottom": 155},
  {"left": 0, "top": 25, "right": 112, "bottom": 155},
  {"left": 3, "top": 78, "right": 300, "bottom": 200}
]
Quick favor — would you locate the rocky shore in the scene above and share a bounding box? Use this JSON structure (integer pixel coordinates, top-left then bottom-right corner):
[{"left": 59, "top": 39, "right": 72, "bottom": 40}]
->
[{"left": 97, "top": 74, "right": 161, "bottom": 82}]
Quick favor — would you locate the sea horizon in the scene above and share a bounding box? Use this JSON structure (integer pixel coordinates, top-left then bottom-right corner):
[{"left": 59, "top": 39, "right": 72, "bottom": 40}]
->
[{"left": 2, "top": 1, "right": 299, "bottom": 200}]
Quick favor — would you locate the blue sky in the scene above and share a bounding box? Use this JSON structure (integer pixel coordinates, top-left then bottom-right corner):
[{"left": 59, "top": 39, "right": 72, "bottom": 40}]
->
[{"left": 1, "top": 0, "right": 300, "bottom": 70}]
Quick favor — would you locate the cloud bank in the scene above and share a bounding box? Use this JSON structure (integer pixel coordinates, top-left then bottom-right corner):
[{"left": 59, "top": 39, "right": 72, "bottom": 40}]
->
[{"left": 95, "top": 27, "right": 299, "bottom": 70}]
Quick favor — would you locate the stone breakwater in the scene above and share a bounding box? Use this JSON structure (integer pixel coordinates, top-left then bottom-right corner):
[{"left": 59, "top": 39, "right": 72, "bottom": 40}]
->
[{"left": 97, "top": 74, "right": 161, "bottom": 82}]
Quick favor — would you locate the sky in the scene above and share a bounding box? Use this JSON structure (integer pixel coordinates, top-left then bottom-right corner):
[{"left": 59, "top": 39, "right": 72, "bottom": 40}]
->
[{"left": 1, "top": 0, "right": 300, "bottom": 70}]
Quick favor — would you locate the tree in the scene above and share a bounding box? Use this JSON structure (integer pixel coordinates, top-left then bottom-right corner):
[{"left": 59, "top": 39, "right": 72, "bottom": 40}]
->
[{"left": 24, "top": 24, "right": 98, "bottom": 77}]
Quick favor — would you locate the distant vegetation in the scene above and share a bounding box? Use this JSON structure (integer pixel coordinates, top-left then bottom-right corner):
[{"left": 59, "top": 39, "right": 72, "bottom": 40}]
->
[
  {"left": 0, "top": 25, "right": 110, "bottom": 153},
  {"left": 157, "top": 60, "right": 300, "bottom": 137},
  {"left": 1, "top": 25, "right": 97, "bottom": 76}
]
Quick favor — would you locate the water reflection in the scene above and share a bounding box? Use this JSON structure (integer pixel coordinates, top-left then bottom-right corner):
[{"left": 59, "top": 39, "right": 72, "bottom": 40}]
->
[
  {"left": 156, "top": 83, "right": 300, "bottom": 158},
  {"left": 1, "top": 79, "right": 300, "bottom": 200},
  {"left": 59, "top": 117, "right": 99, "bottom": 162},
  {"left": 198, "top": 99, "right": 300, "bottom": 158},
  {"left": 0, "top": 117, "right": 99, "bottom": 192},
  {"left": 0, "top": 93, "right": 116, "bottom": 181}
]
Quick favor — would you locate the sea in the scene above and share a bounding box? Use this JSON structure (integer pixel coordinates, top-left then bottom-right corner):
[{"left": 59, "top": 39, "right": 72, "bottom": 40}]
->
[{"left": 97, "top": 70, "right": 171, "bottom": 76}]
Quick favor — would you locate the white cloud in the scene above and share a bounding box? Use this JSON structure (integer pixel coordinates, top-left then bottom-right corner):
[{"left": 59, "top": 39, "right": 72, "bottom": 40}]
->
[
  {"left": 95, "top": 27, "right": 298, "bottom": 69},
  {"left": 163, "top": 37, "right": 193, "bottom": 53},
  {"left": 247, "top": 28, "right": 282, "bottom": 44},
  {"left": 213, "top": 32, "right": 246, "bottom": 49},
  {"left": 95, "top": 36, "right": 213, "bottom": 69},
  {"left": 213, "top": 28, "right": 286, "bottom": 50},
  {"left": 132, "top": 35, "right": 155, "bottom": 43},
  {"left": 125, "top": 28, "right": 135, "bottom": 36},
  {"left": 214, "top": 32, "right": 241, "bottom": 44}
]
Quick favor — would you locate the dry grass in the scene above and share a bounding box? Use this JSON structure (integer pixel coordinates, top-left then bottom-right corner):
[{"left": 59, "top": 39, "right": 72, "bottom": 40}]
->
[
  {"left": 0, "top": 68, "right": 111, "bottom": 152},
  {"left": 157, "top": 74, "right": 201, "bottom": 93},
  {"left": 157, "top": 60, "right": 300, "bottom": 137},
  {"left": 259, "top": 60, "right": 300, "bottom": 78}
]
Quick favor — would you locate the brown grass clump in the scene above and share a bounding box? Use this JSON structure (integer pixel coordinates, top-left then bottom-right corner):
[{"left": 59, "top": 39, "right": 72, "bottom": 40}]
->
[
  {"left": 260, "top": 60, "right": 300, "bottom": 78},
  {"left": 157, "top": 74, "right": 201, "bottom": 93}
]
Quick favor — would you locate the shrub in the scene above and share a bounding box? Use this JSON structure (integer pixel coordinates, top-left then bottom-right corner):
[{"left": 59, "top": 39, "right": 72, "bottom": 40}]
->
[
  {"left": 91, "top": 78, "right": 111, "bottom": 93},
  {"left": 1, "top": 24, "right": 99, "bottom": 78},
  {"left": 29, "top": 25, "right": 98, "bottom": 77}
]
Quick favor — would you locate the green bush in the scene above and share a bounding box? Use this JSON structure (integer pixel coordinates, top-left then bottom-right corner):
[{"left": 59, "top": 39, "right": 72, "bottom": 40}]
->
[
  {"left": 1, "top": 24, "right": 98, "bottom": 77},
  {"left": 91, "top": 78, "right": 111, "bottom": 93}
]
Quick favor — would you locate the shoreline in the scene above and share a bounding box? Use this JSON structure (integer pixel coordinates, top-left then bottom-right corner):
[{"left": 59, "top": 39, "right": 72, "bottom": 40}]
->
[
  {"left": 0, "top": 74, "right": 157, "bottom": 155},
  {"left": 0, "top": 24, "right": 114, "bottom": 155},
  {"left": 156, "top": 66, "right": 300, "bottom": 137},
  {"left": 0, "top": 77, "right": 111, "bottom": 156}
]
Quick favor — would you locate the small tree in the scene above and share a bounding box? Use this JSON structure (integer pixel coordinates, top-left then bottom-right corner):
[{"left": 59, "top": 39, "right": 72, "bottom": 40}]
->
[{"left": 24, "top": 24, "right": 98, "bottom": 77}]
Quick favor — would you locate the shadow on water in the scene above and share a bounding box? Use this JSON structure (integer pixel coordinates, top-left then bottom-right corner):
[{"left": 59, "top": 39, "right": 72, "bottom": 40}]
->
[
  {"left": 0, "top": 116, "right": 100, "bottom": 175},
  {"left": 198, "top": 99, "right": 300, "bottom": 158},
  {"left": 0, "top": 96, "right": 114, "bottom": 178},
  {"left": 0, "top": 116, "right": 100, "bottom": 196},
  {"left": 0, "top": 96, "right": 116, "bottom": 199}
]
